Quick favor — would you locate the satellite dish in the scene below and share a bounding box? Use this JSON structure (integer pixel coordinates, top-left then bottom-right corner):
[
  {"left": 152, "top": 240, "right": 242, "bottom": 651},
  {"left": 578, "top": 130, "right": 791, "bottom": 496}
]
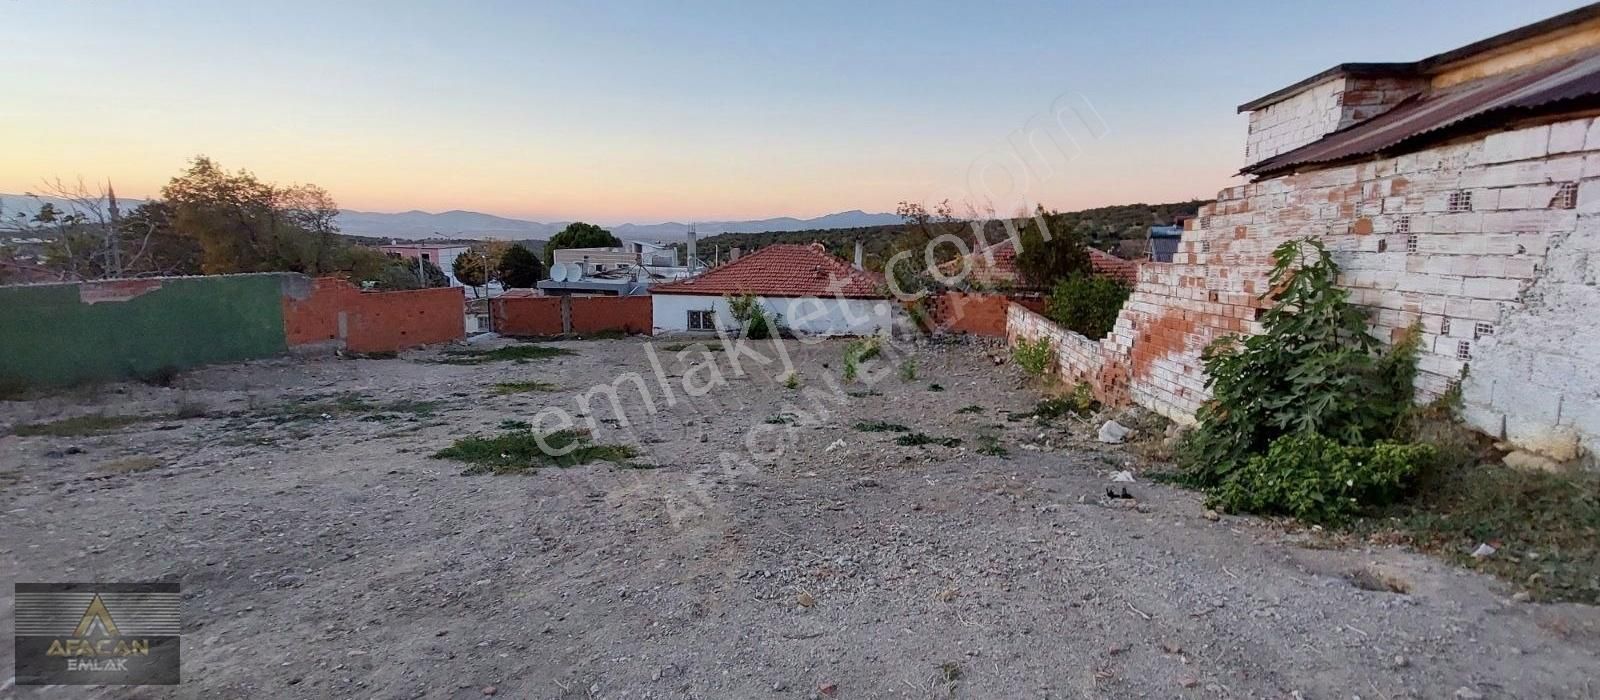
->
[
  {"left": 550, "top": 263, "right": 569, "bottom": 282},
  {"left": 567, "top": 262, "right": 585, "bottom": 279}
]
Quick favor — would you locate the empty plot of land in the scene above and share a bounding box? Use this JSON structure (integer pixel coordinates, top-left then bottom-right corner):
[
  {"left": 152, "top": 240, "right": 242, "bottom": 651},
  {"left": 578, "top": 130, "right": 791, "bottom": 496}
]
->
[{"left": 1, "top": 337, "right": 1596, "bottom": 698}]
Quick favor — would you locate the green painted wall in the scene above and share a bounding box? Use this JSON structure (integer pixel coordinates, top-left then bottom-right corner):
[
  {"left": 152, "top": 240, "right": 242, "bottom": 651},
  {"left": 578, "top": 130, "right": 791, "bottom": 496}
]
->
[{"left": 0, "top": 275, "right": 289, "bottom": 387}]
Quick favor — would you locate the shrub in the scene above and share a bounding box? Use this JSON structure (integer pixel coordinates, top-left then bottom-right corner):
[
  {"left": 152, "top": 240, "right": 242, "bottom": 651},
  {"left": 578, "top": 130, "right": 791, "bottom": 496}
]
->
[
  {"left": 1178, "top": 239, "right": 1420, "bottom": 489},
  {"left": 1045, "top": 274, "right": 1130, "bottom": 340},
  {"left": 1210, "top": 434, "right": 1434, "bottom": 525},
  {"left": 1011, "top": 337, "right": 1054, "bottom": 377},
  {"left": 842, "top": 337, "right": 883, "bottom": 382},
  {"left": 899, "top": 359, "right": 917, "bottom": 381},
  {"left": 782, "top": 372, "right": 800, "bottom": 389}
]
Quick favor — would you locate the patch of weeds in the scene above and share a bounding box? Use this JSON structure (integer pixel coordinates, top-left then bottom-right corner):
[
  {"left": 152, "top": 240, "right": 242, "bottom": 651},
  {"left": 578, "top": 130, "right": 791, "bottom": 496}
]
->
[
  {"left": 660, "top": 341, "right": 727, "bottom": 353},
  {"left": 135, "top": 365, "right": 180, "bottom": 387},
  {"left": 493, "top": 381, "right": 557, "bottom": 395},
  {"left": 1013, "top": 386, "right": 1097, "bottom": 423},
  {"left": 899, "top": 359, "right": 917, "bottom": 381},
  {"left": 896, "top": 432, "right": 961, "bottom": 448},
  {"left": 0, "top": 377, "right": 32, "bottom": 401},
  {"left": 499, "top": 419, "right": 532, "bottom": 430},
  {"left": 434, "top": 345, "right": 574, "bottom": 365},
  {"left": 975, "top": 434, "right": 1009, "bottom": 457},
  {"left": 782, "top": 372, "right": 801, "bottom": 390},
  {"left": 13, "top": 413, "right": 149, "bottom": 437},
  {"left": 1011, "top": 337, "right": 1054, "bottom": 377},
  {"left": 171, "top": 401, "right": 210, "bottom": 419},
  {"left": 434, "top": 428, "right": 641, "bottom": 474},
  {"left": 99, "top": 456, "right": 161, "bottom": 474},
  {"left": 928, "top": 383, "right": 945, "bottom": 392},
  {"left": 854, "top": 420, "right": 910, "bottom": 433},
  {"left": 956, "top": 404, "right": 984, "bottom": 414},
  {"left": 262, "top": 393, "right": 440, "bottom": 424},
  {"left": 765, "top": 414, "right": 797, "bottom": 425},
  {"left": 842, "top": 337, "right": 883, "bottom": 382},
  {"left": 1353, "top": 459, "right": 1600, "bottom": 604}
]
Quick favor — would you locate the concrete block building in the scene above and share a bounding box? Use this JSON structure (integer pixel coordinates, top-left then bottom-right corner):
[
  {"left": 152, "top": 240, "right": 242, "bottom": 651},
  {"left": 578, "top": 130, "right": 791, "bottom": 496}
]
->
[{"left": 1010, "top": 4, "right": 1600, "bottom": 463}]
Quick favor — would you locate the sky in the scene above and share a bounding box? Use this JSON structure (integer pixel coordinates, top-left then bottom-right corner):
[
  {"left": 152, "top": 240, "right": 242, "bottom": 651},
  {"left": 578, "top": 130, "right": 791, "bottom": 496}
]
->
[{"left": 1, "top": 0, "right": 1591, "bottom": 225}]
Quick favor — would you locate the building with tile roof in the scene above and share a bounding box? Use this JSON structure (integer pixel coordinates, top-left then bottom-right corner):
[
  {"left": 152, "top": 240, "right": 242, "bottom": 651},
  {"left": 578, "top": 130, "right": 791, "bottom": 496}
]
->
[
  {"left": 938, "top": 238, "right": 1139, "bottom": 288},
  {"left": 650, "top": 243, "right": 898, "bottom": 336}
]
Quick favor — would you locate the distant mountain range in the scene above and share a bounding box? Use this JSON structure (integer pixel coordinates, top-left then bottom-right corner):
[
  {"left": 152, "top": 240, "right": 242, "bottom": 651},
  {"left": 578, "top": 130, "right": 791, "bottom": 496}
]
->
[{"left": 0, "top": 192, "right": 900, "bottom": 241}]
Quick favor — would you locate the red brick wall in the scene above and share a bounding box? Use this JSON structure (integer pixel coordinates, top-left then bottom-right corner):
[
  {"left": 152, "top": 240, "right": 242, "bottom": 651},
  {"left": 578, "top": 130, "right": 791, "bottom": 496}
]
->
[
  {"left": 283, "top": 278, "right": 465, "bottom": 353},
  {"left": 493, "top": 294, "right": 653, "bottom": 336},
  {"left": 935, "top": 292, "right": 1045, "bottom": 336},
  {"left": 570, "top": 296, "right": 652, "bottom": 335},
  {"left": 492, "top": 295, "right": 564, "bottom": 336}
]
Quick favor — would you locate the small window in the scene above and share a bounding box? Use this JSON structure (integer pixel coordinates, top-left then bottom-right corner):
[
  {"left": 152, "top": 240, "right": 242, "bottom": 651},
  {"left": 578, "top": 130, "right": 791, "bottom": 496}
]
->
[
  {"left": 1474, "top": 322, "right": 1494, "bottom": 339},
  {"left": 1551, "top": 182, "right": 1579, "bottom": 209},
  {"left": 1447, "top": 190, "right": 1472, "bottom": 212},
  {"left": 1456, "top": 340, "right": 1472, "bottom": 361},
  {"left": 421, "top": 253, "right": 431, "bottom": 261},
  {"left": 687, "top": 310, "right": 716, "bottom": 331}
]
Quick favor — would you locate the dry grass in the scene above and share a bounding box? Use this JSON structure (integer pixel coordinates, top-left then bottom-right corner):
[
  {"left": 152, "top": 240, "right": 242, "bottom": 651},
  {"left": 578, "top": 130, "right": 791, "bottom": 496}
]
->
[{"left": 99, "top": 456, "right": 162, "bottom": 474}]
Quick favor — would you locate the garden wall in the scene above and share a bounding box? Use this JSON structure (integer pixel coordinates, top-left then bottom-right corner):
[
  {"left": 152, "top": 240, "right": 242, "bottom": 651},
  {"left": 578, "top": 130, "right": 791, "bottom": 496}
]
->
[
  {"left": 0, "top": 273, "right": 466, "bottom": 388},
  {"left": 0, "top": 275, "right": 290, "bottom": 387},
  {"left": 934, "top": 292, "right": 1045, "bottom": 337},
  {"left": 494, "top": 293, "right": 652, "bottom": 336},
  {"left": 282, "top": 277, "right": 465, "bottom": 354}
]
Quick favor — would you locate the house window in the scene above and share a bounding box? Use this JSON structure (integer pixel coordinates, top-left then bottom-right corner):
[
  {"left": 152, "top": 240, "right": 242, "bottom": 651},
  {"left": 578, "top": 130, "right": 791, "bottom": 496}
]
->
[
  {"left": 687, "top": 310, "right": 716, "bottom": 331},
  {"left": 1447, "top": 190, "right": 1472, "bottom": 212},
  {"left": 1551, "top": 182, "right": 1579, "bottom": 209},
  {"left": 421, "top": 253, "right": 431, "bottom": 261}
]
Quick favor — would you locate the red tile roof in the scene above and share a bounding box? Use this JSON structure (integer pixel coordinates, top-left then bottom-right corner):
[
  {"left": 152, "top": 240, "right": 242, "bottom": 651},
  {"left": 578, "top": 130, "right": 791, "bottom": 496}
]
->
[
  {"left": 939, "top": 239, "right": 1138, "bottom": 286},
  {"left": 651, "top": 243, "right": 885, "bottom": 298}
]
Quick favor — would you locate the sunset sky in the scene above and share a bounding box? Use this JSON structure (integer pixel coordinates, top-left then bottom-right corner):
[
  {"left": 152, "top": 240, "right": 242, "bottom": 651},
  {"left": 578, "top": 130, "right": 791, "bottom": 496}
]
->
[{"left": 2, "top": 0, "right": 1587, "bottom": 224}]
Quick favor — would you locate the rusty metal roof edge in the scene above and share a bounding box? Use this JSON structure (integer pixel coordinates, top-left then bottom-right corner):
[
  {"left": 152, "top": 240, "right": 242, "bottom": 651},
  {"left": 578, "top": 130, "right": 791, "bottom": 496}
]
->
[{"left": 1237, "top": 2, "right": 1600, "bottom": 114}]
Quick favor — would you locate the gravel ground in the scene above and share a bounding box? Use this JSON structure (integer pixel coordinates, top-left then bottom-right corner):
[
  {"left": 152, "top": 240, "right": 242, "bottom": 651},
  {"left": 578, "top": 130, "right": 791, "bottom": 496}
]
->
[{"left": 2, "top": 335, "right": 1597, "bottom": 699}]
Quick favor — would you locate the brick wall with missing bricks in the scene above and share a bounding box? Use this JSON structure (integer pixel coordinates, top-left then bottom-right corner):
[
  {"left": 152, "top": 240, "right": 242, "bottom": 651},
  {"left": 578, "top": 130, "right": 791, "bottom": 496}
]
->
[{"left": 1011, "top": 116, "right": 1600, "bottom": 461}]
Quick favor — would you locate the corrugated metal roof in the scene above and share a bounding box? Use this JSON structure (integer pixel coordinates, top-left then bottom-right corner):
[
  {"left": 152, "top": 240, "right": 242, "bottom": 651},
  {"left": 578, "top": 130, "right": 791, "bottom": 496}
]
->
[{"left": 1244, "top": 50, "right": 1600, "bottom": 176}]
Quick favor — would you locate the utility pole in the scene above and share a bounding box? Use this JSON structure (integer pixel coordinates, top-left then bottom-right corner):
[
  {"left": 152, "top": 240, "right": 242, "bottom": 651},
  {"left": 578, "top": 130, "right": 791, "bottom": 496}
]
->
[{"left": 106, "top": 181, "right": 123, "bottom": 278}]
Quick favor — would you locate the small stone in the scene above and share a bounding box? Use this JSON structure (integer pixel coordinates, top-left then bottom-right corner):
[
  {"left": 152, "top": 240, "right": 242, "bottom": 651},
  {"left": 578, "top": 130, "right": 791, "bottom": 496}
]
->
[
  {"left": 481, "top": 686, "right": 496, "bottom": 696},
  {"left": 1178, "top": 676, "right": 1199, "bottom": 688},
  {"left": 1511, "top": 591, "right": 1532, "bottom": 603},
  {"left": 1454, "top": 687, "right": 1484, "bottom": 700},
  {"left": 1392, "top": 654, "right": 1408, "bottom": 668},
  {"left": 819, "top": 682, "right": 838, "bottom": 697},
  {"left": 1203, "top": 509, "right": 1220, "bottom": 522},
  {"left": 771, "top": 680, "right": 787, "bottom": 692},
  {"left": 797, "top": 591, "right": 816, "bottom": 608}
]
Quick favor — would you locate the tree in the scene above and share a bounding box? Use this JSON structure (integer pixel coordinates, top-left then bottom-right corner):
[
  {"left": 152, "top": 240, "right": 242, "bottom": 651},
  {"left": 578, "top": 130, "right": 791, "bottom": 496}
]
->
[
  {"left": 453, "top": 241, "right": 511, "bottom": 296},
  {"left": 1014, "top": 206, "right": 1091, "bottom": 289},
  {"left": 374, "top": 257, "right": 448, "bottom": 290},
  {"left": 162, "top": 157, "right": 289, "bottom": 274},
  {"left": 543, "top": 222, "right": 620, "bottom": 265},
  {"left": 498, "top": 244, "right": 544, "bottom": 288},
  {"left": 5, "top": 179, "right": 195, "bottom": 280}
]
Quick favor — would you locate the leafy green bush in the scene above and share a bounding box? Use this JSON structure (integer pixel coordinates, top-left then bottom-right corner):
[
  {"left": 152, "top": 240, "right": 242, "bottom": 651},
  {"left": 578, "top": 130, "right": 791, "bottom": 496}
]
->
[
  {"left": 1011, "top": 337, "right": 1054, "bottom": 377},
  {"left": 1179, "top": 239, "right": 1420, "bottom": 489},
  {"left": 1210, "top": 434, "right": 1434, "bottom": 525},
  {"left": 1045, "top": 274, "right": 1130, "bottom": 340}
]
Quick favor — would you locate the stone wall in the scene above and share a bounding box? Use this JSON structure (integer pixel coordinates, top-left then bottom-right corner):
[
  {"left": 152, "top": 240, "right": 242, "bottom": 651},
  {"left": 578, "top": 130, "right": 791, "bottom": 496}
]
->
[{"left": 1012, "top": 115, "right": 1600, "bottom": 462}]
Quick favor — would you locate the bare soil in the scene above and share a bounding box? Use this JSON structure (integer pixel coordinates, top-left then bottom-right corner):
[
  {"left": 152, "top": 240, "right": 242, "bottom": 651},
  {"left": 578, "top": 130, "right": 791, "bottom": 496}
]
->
[{"left": 2, "top": 336, "right": 1597, "bottom": 699}]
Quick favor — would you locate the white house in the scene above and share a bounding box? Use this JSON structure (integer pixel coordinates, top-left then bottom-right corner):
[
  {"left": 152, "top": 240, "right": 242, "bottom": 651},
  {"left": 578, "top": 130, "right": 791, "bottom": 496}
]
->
[{"left": 650, "top": 243, "right": 898, "bottom": 336}]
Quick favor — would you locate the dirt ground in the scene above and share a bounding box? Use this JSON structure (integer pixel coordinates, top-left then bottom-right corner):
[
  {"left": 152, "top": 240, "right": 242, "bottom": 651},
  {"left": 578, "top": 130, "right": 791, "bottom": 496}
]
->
[{"left": 2, "top": 335, "right": 1598, "bottom": 699}]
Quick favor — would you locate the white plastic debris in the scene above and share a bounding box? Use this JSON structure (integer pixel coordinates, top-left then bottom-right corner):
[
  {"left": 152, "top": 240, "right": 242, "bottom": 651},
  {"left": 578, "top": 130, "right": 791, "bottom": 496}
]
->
[
  {"left": 825, "top": 439, "right": 846, "bottom": 453},
  {"left": 1471, "top": 543, "right": 1497, "bottom": 559},
  {"left": 1110, "top": 470, "right": 1136, "bottom": 483},
  {"left": 1097, "top": 420, "right": 1132, "bottom": 444}
]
